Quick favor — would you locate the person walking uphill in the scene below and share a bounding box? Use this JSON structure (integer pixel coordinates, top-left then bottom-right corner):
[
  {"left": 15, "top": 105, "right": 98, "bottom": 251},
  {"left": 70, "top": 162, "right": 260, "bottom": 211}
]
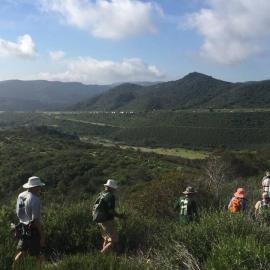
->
[
  {"left": 255, "top": 192, "right": 270, "bottom": 224},
  {"left": 228, "top": 187, "right": 249, "bottom": 214},
  {"left": 92, "top": 179, "right": 125, "bottom": 254},
  {"left": 174, "top": 186, "right": 198, "bottom": 224},
  {"left": 14, "top": 176, "right": 46, "bottom": 267}
]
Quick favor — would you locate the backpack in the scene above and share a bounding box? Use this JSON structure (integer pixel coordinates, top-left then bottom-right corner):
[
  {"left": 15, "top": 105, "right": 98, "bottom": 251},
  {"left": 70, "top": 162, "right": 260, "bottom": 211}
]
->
[
  {"left": 229, "top": 197, "right": 243, "bottom": 213},
  {"left": 13, "top": 223, "right": 32, "bottom": 239},
  {"left": 92, "top": 192, "right": 109, "bottom": 223}
]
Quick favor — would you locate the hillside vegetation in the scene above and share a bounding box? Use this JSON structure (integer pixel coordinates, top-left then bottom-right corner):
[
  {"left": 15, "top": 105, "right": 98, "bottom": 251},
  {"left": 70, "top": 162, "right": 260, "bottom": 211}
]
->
[
  {"left": 0, "top": 110, "right": 270, "bottom": 270},
  {"left": 1, "top": 127, "right": 270, "bottom": 269},
  {"left": 74, "top": 72, "right": 270, "bottom": 111},
  {"left": 24, "top": 110, "right": 270, "bottom": 150},
  {"left": 0, "top": 127, "right": 183, "bottom": 201}
]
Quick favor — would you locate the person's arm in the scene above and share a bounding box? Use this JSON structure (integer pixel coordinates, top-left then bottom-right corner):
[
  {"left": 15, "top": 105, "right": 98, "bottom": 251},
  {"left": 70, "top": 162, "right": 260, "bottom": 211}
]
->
[
  {"left": 31, "top": 198, "right": 45, "bottom": 247},
  {"left": 262, "top": 178, "right": 265, "bottom": 189},
  {"left": 174, "top": 199, "right": 180, "bottom": 211},
  {"left": 254, "top": 201, "right": 260, "bottom": 217},
  {"left": 191, "top": 200, "right": 198, "bottom": 217},
  {"left": 110, "top": 209, "right": 125, "bottom": 219},
  {"left": 107, "top": 194, "right": 125, "bottom": 219}
]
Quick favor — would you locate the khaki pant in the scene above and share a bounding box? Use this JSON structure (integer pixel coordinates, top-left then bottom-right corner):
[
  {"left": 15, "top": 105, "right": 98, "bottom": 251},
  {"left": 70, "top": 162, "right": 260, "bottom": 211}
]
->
[{"left": 98, "top": 220, "right": 119, "bottom": 243}]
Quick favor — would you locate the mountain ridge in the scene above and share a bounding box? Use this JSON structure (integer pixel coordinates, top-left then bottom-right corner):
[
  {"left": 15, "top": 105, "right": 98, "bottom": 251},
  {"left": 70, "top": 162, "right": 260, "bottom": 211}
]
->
[
  {"left": 0, "top": 80, "right": 111, "bottom": 111},
  {"left": 1, "top": 73, "right": 270, "bottom": 111},
  {"left": 73, "top": 72, "right": 270, "bottom": 111}
]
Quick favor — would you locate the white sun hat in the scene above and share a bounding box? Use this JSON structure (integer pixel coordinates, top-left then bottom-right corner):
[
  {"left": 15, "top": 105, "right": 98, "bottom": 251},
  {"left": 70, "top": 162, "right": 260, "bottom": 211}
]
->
[
  {"left": 104, "top": 179, "right": 118, "bottom": 190},
  {"left": 23, "top": 176, "right": 45, "bottom": 189}
]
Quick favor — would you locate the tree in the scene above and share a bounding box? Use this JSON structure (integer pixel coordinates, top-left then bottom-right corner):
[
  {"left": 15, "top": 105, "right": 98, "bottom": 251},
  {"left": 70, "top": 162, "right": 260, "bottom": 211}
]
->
[{"left": 204, "top": 157, "right": 229, "bottom": 203}]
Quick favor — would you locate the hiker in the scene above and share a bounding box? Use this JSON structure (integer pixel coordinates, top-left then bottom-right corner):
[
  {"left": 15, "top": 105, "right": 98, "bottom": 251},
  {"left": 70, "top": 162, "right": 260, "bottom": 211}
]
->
[
  {"left": 228, "top": 187, "right": 249, "bottom": 214},
  {"left": 174, "top": 186, "right": 198, "bottom": 224},
  {"left": 14, "top": 176, "right": 46, "bottom": 267},
  {"left": 255, "top": 192, "right": 270, "bottom": 222},
  {"left": 262, "top": 171, "right": 270, "bottom": 195},
  {"left": 92, "top": 179, "right": 125, "bottom": 254}
]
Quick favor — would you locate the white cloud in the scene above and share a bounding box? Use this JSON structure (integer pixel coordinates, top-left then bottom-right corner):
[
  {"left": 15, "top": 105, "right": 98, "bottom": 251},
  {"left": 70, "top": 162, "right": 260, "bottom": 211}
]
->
[
  {"left": 40, "top": 0, "right": 160, "bottom": 39},
  {"left": 0, "top": 34, "right": 37, "bottom": 58},
  {"left": 49, "top": 50, "right": 66, "bottom": 61},
  {"left": 38, "top": 57, "right": 164, "bottom": 84},
  {"left": 186, "top": 0, "right": 270, "bottom": 64}
]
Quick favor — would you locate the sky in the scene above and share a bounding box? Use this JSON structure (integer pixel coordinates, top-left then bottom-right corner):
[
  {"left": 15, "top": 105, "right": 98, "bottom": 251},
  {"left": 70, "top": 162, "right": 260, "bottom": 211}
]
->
[{"left": 0, "top": 0, "right": 270, "bottom": 84}]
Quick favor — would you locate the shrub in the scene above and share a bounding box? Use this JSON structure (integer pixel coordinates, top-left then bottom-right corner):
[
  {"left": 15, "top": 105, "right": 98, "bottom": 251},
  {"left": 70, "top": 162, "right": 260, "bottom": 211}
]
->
[
  {"left": 50, "top": 253, "right": 150, "bottom": 270},
  {"left": 43, "top": 202, "right": 101, "bottom": 256},
  {"left": 205, "top": 235, "right": 270, "bottom": 270},
  {"left": 0, "top": 205, "right": 17, "bottom": 270},
  {"left": 118, "top": 211, "right": 164, "bottom": 252},
  {"left": 149, "top": 242, "right": 200, "bottom": 270},
  {"left": 170, "top": 211, "right": 265, "bottom": 263},
  {"left": 125, "top": 172, "right": 213, "bottom": 220}
]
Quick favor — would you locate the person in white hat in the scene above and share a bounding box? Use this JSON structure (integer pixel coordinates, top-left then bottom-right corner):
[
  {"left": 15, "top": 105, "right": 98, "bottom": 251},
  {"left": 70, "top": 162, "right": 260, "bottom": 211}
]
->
[
  {"left": 92, "top": 179, "right": 125, "bottom": 254},
  {"left": 14, "top": 176, "right": 46, "bottom": 266}
]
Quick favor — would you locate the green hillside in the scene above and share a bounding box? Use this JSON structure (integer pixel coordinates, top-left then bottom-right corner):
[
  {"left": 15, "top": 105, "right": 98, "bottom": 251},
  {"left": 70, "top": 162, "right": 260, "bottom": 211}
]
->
[
  {"left": 35, "top": 110, "right": 270, "bottom": 150},
  {"left": 74, "top": 83, "right": 144, "bottom": 111},
  {"left": 208, "top": 80, "right": 270, "bottom": 107},
  {"left": 0, "top": 127, "right": 183, "bottom": 202},
  {"left": 74, "top": 72, "right": 270, "bottom": 111},
  {"left": 1, "top": 127, "right": 270, "bottom": 269}
]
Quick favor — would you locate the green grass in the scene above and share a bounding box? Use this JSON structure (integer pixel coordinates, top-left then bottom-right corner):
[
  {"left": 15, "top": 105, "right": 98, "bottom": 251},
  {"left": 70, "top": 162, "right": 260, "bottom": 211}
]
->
[
  {"left": 126, "top": 146, "right": 208, "bottom": 159},
  {"left": 82, "top": 137, "right": 209, "bottom": 160}
]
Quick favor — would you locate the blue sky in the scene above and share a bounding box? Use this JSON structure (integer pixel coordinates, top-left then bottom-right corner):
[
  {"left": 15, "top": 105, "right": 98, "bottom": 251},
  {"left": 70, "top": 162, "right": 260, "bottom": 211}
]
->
[{"left": 0, "top": 0, "right": 270, "bottom": 84}]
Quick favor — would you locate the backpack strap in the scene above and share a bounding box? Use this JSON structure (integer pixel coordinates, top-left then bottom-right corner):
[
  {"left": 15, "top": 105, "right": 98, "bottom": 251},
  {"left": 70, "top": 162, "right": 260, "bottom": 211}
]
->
[{"left": 95, "top": 192, "right": 106, "bottom": 205}]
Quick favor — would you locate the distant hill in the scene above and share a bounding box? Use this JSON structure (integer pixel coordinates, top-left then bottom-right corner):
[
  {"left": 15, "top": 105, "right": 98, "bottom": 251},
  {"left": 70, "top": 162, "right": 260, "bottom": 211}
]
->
[
  {"left": 73, "top": 72, "right": 270, "bottom": 111},
  {"left": 73, "top": 83, "right": 144, "bottom": 111},
  {"left": 0, "top": 80, "right": 111, "bottom": 111},
  {"left": 207, "top": 80, "right": 270, "bottom": 107}
]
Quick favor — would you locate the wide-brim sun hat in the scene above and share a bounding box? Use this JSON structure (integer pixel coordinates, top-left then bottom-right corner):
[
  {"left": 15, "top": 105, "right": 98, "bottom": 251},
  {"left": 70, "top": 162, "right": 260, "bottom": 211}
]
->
[
  {"left": 234, "top": 187, "right": 245, "bottom": 198},
  {"left": 23, "top": 176, "right": 45, "bottom": 189},
  {"left": 183, "top": 186, "right": 197, "bottom": 195},
  {"left": 104, "top": 179, "right": 118, "bottom": 190}
]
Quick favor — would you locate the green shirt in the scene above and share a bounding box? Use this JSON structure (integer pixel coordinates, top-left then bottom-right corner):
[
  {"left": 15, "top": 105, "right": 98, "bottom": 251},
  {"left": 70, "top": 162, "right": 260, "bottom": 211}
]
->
[
  {"left": 101, "top": 191, "right": 115, "bottom": 220},
  {"left": 174, "top": 196, "right": 198, "bottom": 222}
]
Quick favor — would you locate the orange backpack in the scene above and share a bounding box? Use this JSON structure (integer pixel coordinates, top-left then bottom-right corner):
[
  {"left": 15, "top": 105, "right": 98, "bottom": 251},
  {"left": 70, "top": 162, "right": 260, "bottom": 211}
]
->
[{"left": 229, "top": 197, "right": 243, "bottom": 213}]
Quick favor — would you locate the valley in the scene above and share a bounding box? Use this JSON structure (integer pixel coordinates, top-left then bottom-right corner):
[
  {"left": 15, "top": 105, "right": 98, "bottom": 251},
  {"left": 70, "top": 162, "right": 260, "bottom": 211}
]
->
[{"left": 0, "top": 74, "right": 270, "bottom": 269}]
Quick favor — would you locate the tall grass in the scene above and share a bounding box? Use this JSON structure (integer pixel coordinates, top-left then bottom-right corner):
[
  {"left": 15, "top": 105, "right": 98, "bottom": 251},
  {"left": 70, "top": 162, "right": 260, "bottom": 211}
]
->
[
  {"left": 14, "top": 253, "right": 151, "bottom": 270},
  {"left": 52, "top": 253, "right": 150, "bottom": 270},
  {"left": 205, "top": 235, "right": 270, "bottom": 270},
  {"left": 2, "top": 200, "right": 270, "bottom": 269}
]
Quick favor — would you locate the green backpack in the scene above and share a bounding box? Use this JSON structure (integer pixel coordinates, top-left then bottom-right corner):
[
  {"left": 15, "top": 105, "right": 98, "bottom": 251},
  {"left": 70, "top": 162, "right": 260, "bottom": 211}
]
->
[{"left": 92, "top": 192, "right": 109, "bottom": 223}]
